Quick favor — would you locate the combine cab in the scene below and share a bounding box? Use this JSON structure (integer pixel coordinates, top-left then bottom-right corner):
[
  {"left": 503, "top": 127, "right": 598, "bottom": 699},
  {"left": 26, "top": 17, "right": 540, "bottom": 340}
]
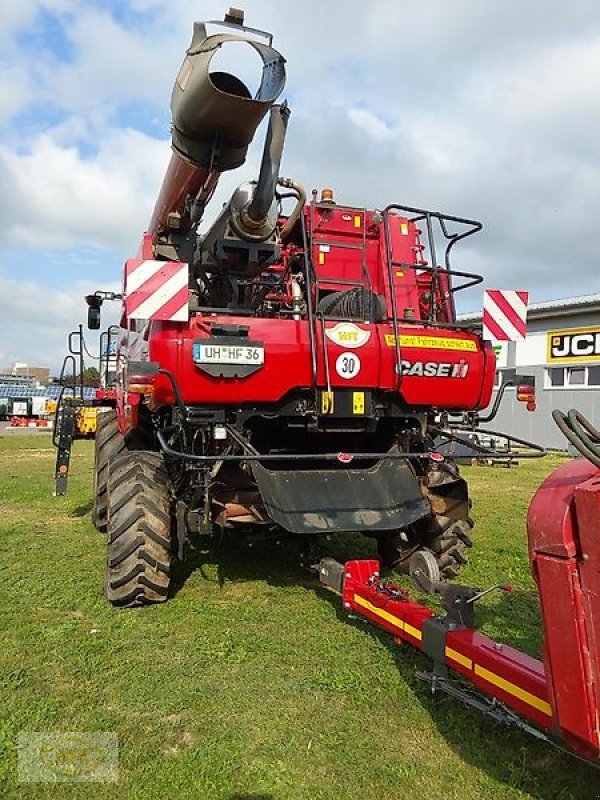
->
[{"left": 79, "top": 9, "right": 541, "bottom": 607}]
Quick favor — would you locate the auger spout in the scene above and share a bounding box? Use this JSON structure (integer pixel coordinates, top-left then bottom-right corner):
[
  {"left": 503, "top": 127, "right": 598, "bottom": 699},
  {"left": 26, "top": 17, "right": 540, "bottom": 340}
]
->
[{"left": 148, "top": 8, "right": 286, "bottom": 239}]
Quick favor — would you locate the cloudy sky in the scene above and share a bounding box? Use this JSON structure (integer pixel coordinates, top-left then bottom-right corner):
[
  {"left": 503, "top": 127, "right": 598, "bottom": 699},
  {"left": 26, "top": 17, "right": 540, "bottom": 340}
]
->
[{"left": 1, "top": 0, "right": 599, "bottom": 372}]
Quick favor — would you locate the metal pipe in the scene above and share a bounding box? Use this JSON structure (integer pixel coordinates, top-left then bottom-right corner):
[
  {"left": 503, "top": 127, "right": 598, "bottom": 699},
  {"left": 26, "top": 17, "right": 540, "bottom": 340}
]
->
[
  {"left": 247, "top": 104, "right": 290, "bottom": 224},
  {"left": 148, "top": 15, "right": 286, "bottom": 237}
]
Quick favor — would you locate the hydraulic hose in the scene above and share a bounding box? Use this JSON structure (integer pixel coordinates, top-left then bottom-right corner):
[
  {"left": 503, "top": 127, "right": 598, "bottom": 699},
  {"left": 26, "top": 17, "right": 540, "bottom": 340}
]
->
[
  {"left": 552, "top": 408, "right": 600, "bottom": 468},
  {"left": 278, "top": 178, "right": 307, "bottom": 241}
]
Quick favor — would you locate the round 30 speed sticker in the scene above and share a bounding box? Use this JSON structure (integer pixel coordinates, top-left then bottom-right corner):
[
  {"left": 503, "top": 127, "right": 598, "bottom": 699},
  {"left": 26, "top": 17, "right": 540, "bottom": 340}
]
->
[{"left": 335, "top": 352, "right": 361, "bottom": 379}]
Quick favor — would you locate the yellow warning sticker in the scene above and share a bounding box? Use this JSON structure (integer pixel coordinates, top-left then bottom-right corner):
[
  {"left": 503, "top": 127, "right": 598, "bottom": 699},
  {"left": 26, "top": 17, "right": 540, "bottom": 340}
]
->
[
  {"left": 321, "top": 391, "right": 334, "bottom": 414},
  {"left": 354, "top": 215, "right": 361, "bottom": 228},
  {"left": 318, "top": 252, "right": 326, "bottom": 265},
  {"left": 385, "top": 334, "right": 477, "bottom": 352},
  {"left": 353, "top": 392, "right": 365, "bottom": 414},
  {"left": 400, "top": 222, "right": 409, "bottom": 235}
]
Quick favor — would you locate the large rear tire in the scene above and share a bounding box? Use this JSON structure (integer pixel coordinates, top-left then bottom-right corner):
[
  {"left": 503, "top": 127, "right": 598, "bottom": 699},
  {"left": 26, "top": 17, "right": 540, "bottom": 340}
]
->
[
  {"left": 377, "top": 460, "right": 473, "bottom": 581},
  {"left": 92, "top": 409, "right": 126, "bottom": 533},
  {"left": 105, "top": 451, "right": 172, "bottom": 608}
]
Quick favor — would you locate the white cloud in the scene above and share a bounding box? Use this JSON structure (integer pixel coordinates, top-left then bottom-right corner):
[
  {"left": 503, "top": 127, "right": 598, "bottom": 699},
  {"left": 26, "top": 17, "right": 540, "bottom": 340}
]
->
[
  {"left": 0, "top": 64, "right": 33, "bottom": 123},
  {"left": 0, "top": 0, "right": 38, "bottom": 35},
  {"left": 0, "top": 268, "right": 121, "bottom": 372},
  {"left": 0, "top": 0, "right": 77, "bottom": 40},
  {"left": 473, "top": 34, "right": 600, "bottom": 121},
  {"left": 0, "top": 129, "right": 170, "bottom": 251},
  {"left": 348, "top": 109, "right": 392, "bottom": 142}
]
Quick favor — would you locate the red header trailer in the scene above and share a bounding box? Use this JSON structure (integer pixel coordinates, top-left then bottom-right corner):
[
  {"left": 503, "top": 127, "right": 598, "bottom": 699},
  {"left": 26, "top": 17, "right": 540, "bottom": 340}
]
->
[{"left": 318, "top": 410, "right": 600, "bottom": 763}]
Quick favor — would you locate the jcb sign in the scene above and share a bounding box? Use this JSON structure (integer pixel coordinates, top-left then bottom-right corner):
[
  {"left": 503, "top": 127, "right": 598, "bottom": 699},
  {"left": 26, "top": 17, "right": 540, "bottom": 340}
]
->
[{"left": 547, "top": 327, "right": 600, "bottom": 363}]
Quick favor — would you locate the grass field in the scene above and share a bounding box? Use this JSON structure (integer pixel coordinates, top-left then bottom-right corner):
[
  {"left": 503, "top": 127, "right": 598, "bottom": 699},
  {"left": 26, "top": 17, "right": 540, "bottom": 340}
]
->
[{"left": 1, "top": 434, "right": 599, "bottom": 799}]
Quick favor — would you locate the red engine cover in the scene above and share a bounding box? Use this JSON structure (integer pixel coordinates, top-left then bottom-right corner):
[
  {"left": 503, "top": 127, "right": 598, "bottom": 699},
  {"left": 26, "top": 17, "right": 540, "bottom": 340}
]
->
[{"left": 147, "top": 315, "right": 493, "bottom": 411}]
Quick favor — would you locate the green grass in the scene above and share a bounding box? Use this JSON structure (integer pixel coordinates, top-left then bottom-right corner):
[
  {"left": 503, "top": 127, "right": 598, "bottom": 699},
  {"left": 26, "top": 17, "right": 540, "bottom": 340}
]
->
[{"left": 0, "top": 435, "right": 598, "bottom": 799}]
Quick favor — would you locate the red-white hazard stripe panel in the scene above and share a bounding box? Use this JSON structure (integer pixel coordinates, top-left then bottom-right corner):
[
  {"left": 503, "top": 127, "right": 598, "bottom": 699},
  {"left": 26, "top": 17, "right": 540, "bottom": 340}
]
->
[
  {"left": 483, "top": 289, "right": 528, "bottom": 341},
  {"left": 125, "top": 259, "right": 189, "bottom": 322}
]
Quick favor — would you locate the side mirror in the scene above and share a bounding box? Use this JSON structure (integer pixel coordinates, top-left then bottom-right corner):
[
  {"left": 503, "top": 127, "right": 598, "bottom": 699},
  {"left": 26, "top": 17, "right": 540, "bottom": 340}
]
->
[
  {"left": 85, "top": 294, "right": 103, "bottom": 330},
  {"left": 87, "top": 306, "right": 101, "bottom": 330}
]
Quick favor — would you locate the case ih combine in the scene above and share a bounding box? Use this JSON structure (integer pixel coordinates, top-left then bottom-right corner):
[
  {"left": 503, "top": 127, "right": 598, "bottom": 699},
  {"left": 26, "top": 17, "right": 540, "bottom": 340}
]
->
[
  {"left": 50, "top": 8, "right": 600, "bottom": 768},
  {"left": 70, "top": 8, "right": 543, "bottom": 608}
]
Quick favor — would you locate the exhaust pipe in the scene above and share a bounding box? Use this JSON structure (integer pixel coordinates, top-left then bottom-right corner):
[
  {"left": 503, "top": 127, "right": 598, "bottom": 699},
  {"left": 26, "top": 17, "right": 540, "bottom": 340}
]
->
[
  {"left": 228, "top": 102, "right": 290, "bottom": 242},
  {"left": 149, "top": 10, "right": 286, "bottom": 237},
  {"left": 247, "top": 102, "right": 290, "bottom": 225}
]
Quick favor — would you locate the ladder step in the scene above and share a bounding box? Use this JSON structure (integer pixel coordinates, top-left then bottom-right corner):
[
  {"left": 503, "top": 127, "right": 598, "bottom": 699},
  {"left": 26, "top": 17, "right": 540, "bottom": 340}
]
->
[{"left": 312, "top": 240, "right": 366, "bottom": 252}]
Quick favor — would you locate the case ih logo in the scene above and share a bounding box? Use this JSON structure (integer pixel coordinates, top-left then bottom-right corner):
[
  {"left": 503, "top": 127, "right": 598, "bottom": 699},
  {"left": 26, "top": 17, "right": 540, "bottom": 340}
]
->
[
  {"left": 398, "top": 360, "right": 469, "bottom": 378},
  {"left": 547, "top": 327, "right": 600, "bottom": 362},
  {"left": 325, "top": 322, "right": 371, "bottom": 348}
]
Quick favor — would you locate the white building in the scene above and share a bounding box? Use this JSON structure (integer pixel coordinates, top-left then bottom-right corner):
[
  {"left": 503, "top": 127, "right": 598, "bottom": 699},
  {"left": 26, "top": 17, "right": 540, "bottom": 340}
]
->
[{"left": 460, "top": 293, "right": 600, "bottom": 449}]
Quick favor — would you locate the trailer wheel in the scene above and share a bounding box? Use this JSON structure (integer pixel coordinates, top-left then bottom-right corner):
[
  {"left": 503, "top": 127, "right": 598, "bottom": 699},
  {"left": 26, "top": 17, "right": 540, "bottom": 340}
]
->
[
  {"left": 377, "top": 461, "right": 473, "bottom": 581},
  {"left": 92, "top": 409, "right": 126, "bottom": 533},
  {"left": 105, "top": 451, "right": 172, "bottom": 608}
]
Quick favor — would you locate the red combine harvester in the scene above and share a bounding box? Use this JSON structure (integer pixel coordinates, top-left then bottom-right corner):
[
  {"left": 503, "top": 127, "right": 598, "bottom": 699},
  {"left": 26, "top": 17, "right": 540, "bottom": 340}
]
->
[
  {"left": 319, "top": 410, "right": 600, "bottom": 764},
  {"left": 76, "top": 9, "right": 542, "bottom": 608},
  {"left": 50, "top": 8, "right": 600, "bottom": 767}
]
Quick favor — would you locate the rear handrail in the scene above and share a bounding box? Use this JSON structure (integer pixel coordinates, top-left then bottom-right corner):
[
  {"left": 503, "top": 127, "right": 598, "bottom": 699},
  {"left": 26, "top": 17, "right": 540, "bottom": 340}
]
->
[{"left": 383, "top": 205, "right": 484, "bottom": 309}]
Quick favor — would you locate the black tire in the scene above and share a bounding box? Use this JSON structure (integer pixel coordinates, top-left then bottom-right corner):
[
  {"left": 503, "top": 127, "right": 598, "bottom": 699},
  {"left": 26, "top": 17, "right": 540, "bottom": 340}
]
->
[
  {"left": 105, "top": 451, "right": 172, "bottom": 608},
  {"left": 422, "top": 517, "right": 473, "bottom": 580},
  {"left": 92, "top": 409, "right": 126, "bottom": 533},
  {"left": 377, "top": 461, "right": 473, "bottom": 580}
]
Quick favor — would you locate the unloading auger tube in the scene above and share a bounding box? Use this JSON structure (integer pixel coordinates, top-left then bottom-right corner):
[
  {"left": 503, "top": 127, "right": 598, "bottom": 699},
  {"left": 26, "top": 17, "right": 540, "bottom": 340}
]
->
[{"left": 148, "top": 8, "right": 286, "bottom": 240}]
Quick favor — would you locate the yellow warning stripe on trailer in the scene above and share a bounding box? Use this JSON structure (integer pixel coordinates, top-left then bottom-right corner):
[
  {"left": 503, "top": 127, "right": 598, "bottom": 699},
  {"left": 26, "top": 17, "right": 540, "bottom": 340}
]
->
[
  {"left": 474, "top": 664, "right": 553, "bottom": 717},
  {"left": 384, "top": 334, "right": 477, "bottom": 352},
  {"left": 353, "top": 594, "right": 422, "bottom": 641},
  {"left": 446, "top": 647, "right": 552, "bottom": 716},
  {"left": 353, "top": 595, "right": 552, "bottom": 717},
  {"left": 445, "top": 646, "right": 473, "bottom": 670}
]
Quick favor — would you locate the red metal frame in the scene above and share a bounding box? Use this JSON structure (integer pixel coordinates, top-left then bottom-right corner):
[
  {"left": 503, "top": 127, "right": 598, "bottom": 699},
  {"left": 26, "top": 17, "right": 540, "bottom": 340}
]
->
[
  {"left": 528, "top": 458, "right": 600, "bottom": 759},
  {"left": 342, "top": 560, "right": 553, "bottom": 732}
]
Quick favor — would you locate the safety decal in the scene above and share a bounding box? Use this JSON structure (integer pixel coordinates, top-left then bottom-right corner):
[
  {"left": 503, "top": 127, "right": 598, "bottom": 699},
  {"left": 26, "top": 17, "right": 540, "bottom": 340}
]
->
[
  {"left": 385, "top": 334, "right": 477, "bottom": 352},
  {"left": 335, "top": 352, "right": 361, "bottom": 379},
  {"left": 321, "top": 391, "right": 334, "bottom": 414},
  {"left": 326, "top": 322, "right": 371, "bottom": 348},
  {"left": 353, "top": 392, "right": 365, "bottom": 414},
  {"left": 318, "top": 244, "right": 330, "bottom": 266},
  {"left": 483, "top": 289, "right": 528, "bottom": 342},
  {"left": 125, "top": 259, "right": 189, "bottom": 322}
]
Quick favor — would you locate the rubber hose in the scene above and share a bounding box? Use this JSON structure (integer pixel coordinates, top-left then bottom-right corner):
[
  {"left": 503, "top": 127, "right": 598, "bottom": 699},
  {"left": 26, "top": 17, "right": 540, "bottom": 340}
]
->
[
  {"left": 552, "top": 409, "right": 600, "bottom": 468},
  {"left": 318, "top": 287, "right": 386, "bottom": 323},
  {"left": 567, "top": 409, "right": 600, "bottom": 447}
]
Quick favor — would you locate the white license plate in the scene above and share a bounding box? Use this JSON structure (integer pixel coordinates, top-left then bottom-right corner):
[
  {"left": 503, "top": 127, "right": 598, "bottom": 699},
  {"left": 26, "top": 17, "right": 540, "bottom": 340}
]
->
[{"left": 194, "top": 343, "right": 264, "bottom": 365}]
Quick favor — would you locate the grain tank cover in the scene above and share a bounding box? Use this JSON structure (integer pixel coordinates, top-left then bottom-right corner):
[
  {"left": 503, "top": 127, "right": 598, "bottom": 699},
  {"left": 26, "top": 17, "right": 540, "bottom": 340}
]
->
[{"left": 171, "top": 18, "right": 286, "bottom": 172}]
